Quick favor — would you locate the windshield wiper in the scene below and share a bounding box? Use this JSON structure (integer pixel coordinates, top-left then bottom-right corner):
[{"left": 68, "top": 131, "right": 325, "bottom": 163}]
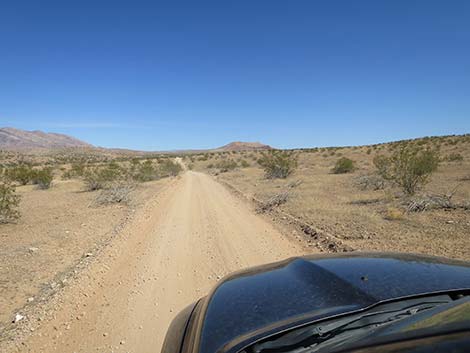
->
[{"left": 251, "top": 295, "right": 452, "bottom": 353}]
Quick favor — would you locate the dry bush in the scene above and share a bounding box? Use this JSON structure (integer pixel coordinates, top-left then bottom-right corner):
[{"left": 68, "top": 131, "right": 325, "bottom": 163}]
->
[
  {"left": 354, "top": 174, "right": 386, "bottom": 191},
  {"left": 94, "top": 182, "right": 135, "bottom": 205},
  {"left": 258, "top": 150, "right": 297, "bottom": 179},
  {"left": 406, "top": 195, "right": 454, "bottom": 213},
  {"left": 257, "top": 190, "right": 290, "bottom": 213},
  {"left": 405, "top": 185, "right": 461, "bottom": 212},
  {"left": 0, "top": 182, "right": 21, "bottom": 223},
  {"left": 374, "top": 146, "right": 439, "bottom": 195},
  {"left": 332, "top": 157, "right": 355, "bottom": 174}
]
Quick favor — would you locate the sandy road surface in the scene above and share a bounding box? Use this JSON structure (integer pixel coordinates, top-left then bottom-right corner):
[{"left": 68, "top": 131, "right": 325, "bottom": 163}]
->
[{"left": 9, "top": 172, "right": 310, "bottom": 353}]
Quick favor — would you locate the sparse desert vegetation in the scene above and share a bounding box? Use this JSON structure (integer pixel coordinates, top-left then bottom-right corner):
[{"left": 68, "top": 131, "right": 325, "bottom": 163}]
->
[
  {"left": 0, "top": 151, "right": 184, "bottom": 331},
  {"left": 258, "top": 150, "right": 298, "bottom": 178},
  {"left": 0, "top": 182, "right": 21, "bottom": 224},
  {"left": 1, "top": 133, "right": 469, "bottom": 349},
  {"left": 191, "top": 134, "right": 470, "bottom": 261}
]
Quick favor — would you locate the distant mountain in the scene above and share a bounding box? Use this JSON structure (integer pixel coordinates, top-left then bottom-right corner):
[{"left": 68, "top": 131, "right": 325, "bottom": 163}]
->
[
  {"left": 216, "top": 141, "right": 272, "bottom": 151},
  {"left": 0, "top": 127, "right": 93, "bottom": 150}
]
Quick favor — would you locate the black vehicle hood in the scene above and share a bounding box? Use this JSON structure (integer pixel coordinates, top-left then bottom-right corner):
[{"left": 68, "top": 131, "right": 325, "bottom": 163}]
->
[{"left": 196, "top": 253, "right": 470, "bottom": 353}]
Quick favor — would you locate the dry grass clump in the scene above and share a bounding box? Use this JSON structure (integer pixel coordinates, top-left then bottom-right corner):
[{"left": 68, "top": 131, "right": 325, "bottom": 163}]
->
[
  {"left": 0, "top": 182, "right": 21, "bottom": 224},
  {"left": 383, "top": 206, "right": 404, "bottom": 221}
]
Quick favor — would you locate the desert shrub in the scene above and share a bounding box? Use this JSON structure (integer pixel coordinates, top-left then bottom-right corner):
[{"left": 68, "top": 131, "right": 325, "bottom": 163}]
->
[
  {"left": 445, "top": 153, "right": 463, "bottom": 162},
  {"left": 63, "top": 162, "right": 86, "bottom": 179},
  {"left": 159, "top": 160, "right": 183, "bottom": 177},
  {"left": 240, "top": 159, "right": 250, "bottom": 168},
  {"left": 133, "top": 160, "right": 158, "bottom": 182},
  {"left": 257, "top": 190, "right": 290, "bottom": 213},
  {"left": 5, "top": 165, "right": 34, "bottom": 185},
  {"left": 332, "top": 157, "right": 355, "bottom": 174},
  {"left": 372, "top": 155, "right": 389, "bottom": 177},
  {"left": 207, "top": 163, "right": 214, "bottom": 169},
  {"left": 258, "top": 151, "right": 297, "bottom": 179},
  {"left": 0, "top": 182, "right": 21, "bottom": 223},
  {"left": 83, "top": 164, "right": 122, "bottom": 191},
  {"left": 215, "top": 159, "right": 238, "bottom": 173},
  {"left": 374, "top": 146, "right": 439, "bottom": 195},
  {"left": 31, "top": 168, "right": 53, "bottom": 189},
  {"left": 83, "top": 169, "right": 106, "bottom": 191},
  {"left": 95, "top": 181, "right": 134, "bottom": 205},
  {"left": 354, "top": 174, "right": 386, "bottom": 191}
]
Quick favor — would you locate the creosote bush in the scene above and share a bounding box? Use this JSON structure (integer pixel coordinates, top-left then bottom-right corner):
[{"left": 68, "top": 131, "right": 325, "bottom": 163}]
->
[
  {"left": 0, "top": 182, "right": 21, "bottom": 223},
  {"left": 332, "top": 157, "right": 355, "bottom": 174},
  {"left": 133, "top": 160, "right": 157, "bottom": 182},
  {"left": 258, "top": 150, "right": 297, "bottom": 179},
  {"left": 239, "top": 159, "right": 250, "bottom": 168},
  {"left": 83, "top": 164, "right": 122, "bottom": 191},
  {"left": 62, "top": 162, "right": 86, "bottom": 179},
  {"left": 32, "top": 168, "right": 54, "bottom": 189},
  {"left": 159, "top": 159, "right": 183, "bottom": 177},
  {"left": 445, "top": 153, "right": 463, "bottom": 162},
  {"left": 5, "top": 164, "right": 34, "bottom": 185},
  {"left": 374, "top": 146, "right": 439, "bottom": 195},
  {"left": 215, "top": 159, "right": 238, "bottom": 173}
]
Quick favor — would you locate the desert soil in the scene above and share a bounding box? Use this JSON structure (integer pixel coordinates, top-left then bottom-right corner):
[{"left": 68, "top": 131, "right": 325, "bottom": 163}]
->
[{"left": 2, "top": 171, "right": 310, "bottom": 353}]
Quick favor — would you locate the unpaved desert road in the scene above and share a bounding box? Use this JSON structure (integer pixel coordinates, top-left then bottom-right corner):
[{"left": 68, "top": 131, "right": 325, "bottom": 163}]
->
[{"left": 11, "top": 172, "right": 310, "bottom": 353}]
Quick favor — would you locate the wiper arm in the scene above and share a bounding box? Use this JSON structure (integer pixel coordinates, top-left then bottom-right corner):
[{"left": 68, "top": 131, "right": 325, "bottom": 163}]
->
[{"left": 252, "top": 297, "right": 451, "bottom": 353}]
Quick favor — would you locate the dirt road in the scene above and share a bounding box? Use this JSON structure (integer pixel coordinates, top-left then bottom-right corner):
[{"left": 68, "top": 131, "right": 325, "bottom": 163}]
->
[{"left": 10, "top": 172, "right": 309, "bottom": 353}]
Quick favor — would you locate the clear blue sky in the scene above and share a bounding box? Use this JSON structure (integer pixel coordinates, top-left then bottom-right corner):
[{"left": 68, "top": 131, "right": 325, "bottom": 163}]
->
[{"left": 1, "top": 1, "right": 469, "bottom": 150}]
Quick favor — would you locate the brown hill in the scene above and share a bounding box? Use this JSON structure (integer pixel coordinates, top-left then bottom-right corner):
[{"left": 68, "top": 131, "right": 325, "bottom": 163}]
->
[
  {"left": 216, "top": 141, "right": 271, "bottom": 151},
  {"left": 0, "top": 127, "right": 92, "bottom": 150}
]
